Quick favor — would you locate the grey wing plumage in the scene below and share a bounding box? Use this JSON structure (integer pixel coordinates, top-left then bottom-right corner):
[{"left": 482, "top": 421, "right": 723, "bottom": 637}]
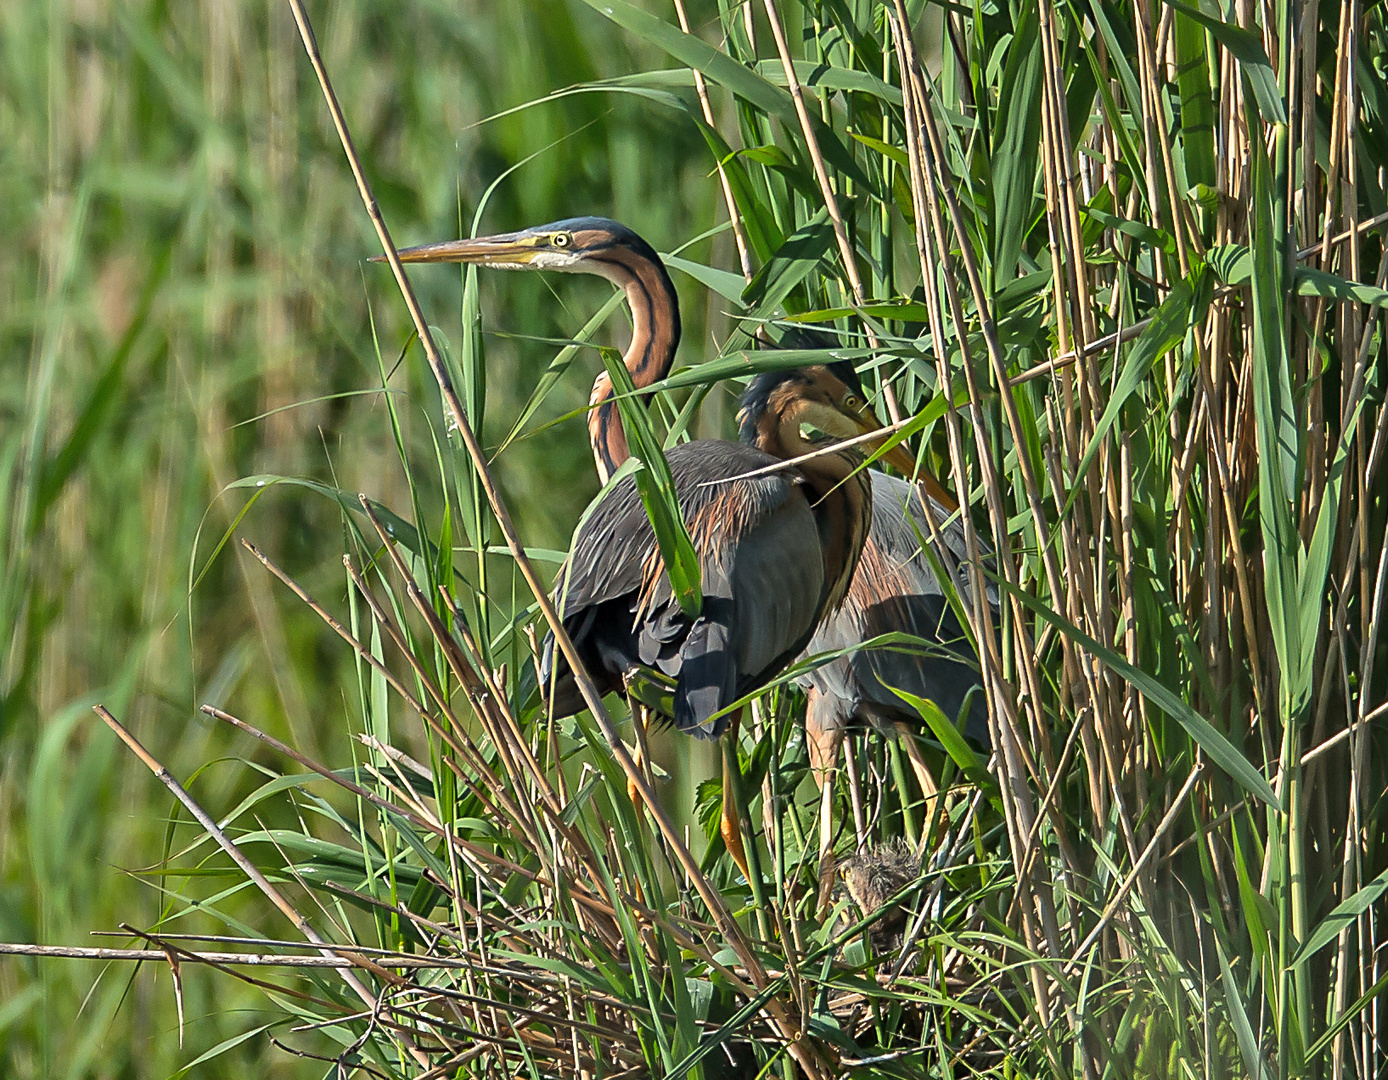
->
[
  {"left": 867, "top": 473, "right": 997, "bottom": 608},
  {"left": 542, "top": 440, "right": 827, "bottom": 738},
  {"left": 801, "top": 471, "right": 992, "bottom": 748}
]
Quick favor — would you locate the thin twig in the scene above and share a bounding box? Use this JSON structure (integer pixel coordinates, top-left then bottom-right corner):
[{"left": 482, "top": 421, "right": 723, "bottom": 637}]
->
[
  {"left": 695, "top": 413, "right": 916, "bottom": 485},
  {"left": 0, "top": 942, "right": 468, "bottom": 968},
  {"left": 91, "top": 705, "right": 431, "bottom": 1065}
]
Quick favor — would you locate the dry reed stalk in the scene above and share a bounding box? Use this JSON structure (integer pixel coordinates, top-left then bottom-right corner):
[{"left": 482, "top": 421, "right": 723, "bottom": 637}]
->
[
  {"left": 672, "top": 0, "right": 755, "bottom": 282},
  {"left": 92, "top": 705, "right": 432, "bottom": 1067},
  {"left": 890, "top": 7, "right": 1082, "bottom": 1058},
  {"left": 0, "top": 942, "right": 465, "bottom": 967}
]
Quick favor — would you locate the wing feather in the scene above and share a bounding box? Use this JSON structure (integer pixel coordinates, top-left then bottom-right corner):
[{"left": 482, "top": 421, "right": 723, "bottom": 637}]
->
[
  {"left": 800, "top": 471, "right": 993, "bottom": 747},
  {"left": 544, "top": 439, "right": 830, "bottom": 735},
  {"left": 558, "top": 440, "right": 799, "bottom": 615}
]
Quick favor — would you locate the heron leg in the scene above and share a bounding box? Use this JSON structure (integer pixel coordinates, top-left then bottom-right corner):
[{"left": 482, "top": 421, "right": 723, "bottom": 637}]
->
[
  {"left": 808, "top": 723, "right": 845, "bottom": 862},
  {"left": 812, "top": 736, "right": 844, "bottom": 917},
  {"left": 627, "top": 703, "right": 654, "bottom": 812},
  {"left": 719, "top": 713, "right": 749, "bottom": 881},
  {"left": 806, "top": 692, "right": 842, "bottom": 852},
  {"left": 720, "top": 711, "right": 770, "bottom": 933}
]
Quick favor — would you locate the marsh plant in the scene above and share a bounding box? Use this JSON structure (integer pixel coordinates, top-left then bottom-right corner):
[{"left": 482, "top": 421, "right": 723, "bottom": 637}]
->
[{"left": 3, "top": 0, "right": 1386, "bottom": 1077}]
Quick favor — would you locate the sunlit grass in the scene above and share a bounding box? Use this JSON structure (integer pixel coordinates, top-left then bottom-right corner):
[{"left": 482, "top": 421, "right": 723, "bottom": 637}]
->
[
  {"left": 3, "top": 0, "right": 1386, "bottom": 1076},
  {"left": 0, "top": 2, "right": 715, "bottom": 1076}
]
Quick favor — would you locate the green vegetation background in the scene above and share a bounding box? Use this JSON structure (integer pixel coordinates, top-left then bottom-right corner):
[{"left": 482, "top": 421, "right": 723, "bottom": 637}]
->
[{"left": 0, "top": 2, "right": 728, "bottom": 1075}]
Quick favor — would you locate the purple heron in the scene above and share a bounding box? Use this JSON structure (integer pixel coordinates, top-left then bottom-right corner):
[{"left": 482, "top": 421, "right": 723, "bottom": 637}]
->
[
  {"left": 767, "top": 330, "right": 991, "bottom": 856},
  {"left": 387, "top": 218, "right": 989, "bottom": 878},
  {"left": 800, "top": 469, "right": 991, "bottom": 856}
]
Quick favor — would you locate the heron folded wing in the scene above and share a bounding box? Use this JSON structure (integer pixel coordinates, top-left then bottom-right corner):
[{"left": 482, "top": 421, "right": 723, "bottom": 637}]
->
[
  {"left": 636, "top": 598, "right": 684, "bottom": 665},
  {"left": 542, "top": 440, "right": 807, "bottom": 721},
  {"left": 673, "top": 598, "right": 738, "bottom": 739},
  {"left": 854, "top": 593, "right": 988, "bottom": 744},
  {"left": 795, "top": 472, "right": 995, "bottom": 748},
  {"left": 869, "top": 472, "right": 998, "bottom": 607},
  {"left": 559, "top": 439, "right": 797, "bottom": 615},
  {"left": 668, "top": 492, "right": 826, "bottom": 736}
]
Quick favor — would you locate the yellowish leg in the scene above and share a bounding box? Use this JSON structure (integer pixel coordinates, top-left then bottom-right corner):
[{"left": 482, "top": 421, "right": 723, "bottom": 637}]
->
[
  {"left": 720, "top": 711, "right": 773, "bottom": 938},
  {"left": 814, "top": 759, "right": 841, "bottom": 917},
  {"left": 751, "top": 701, "right": 777, "bottom": 862},
  {"left": 809, "top": 727, "right": 845, "bottom": 861},
  {"left": 818, "top": 777, "right": 835, "bottom": 858},
  {"left": 719, "top": 714, "right": 751, "bottom": 883},
  {"left": 807, "top": 703, "right": 845, "bottom": 915},
  {"left": 627, "top": 704, "right": 654, "bottom": 812}
]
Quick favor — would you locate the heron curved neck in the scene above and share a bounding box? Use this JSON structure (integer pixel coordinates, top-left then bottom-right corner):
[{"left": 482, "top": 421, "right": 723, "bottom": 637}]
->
[
  {"left": 747, "top": 409, "right": 861, "bottom": 493},
  {"left": 586, "top": 248, "right": 681, "bottom": 483},
  {"left": 749, "top": 407, "right": 872, "bottom": 614}
]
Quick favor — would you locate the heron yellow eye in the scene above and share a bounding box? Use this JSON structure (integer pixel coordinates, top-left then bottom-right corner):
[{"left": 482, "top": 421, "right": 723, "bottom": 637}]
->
[
  {"left": 843, "top": 394, "right": 862, "bottom": 410},
  {"left": 552, "top": 232, "right": 571, "bottom": 248}
]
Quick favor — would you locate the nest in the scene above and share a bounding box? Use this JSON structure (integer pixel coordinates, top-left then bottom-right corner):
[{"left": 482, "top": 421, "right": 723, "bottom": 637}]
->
[{"left": 838, "top": 838, "right": 923, "bottom": 956}]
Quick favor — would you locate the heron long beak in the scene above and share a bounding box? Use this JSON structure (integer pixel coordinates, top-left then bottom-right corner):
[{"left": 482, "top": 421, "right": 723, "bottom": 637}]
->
[
  {"left": 851, "top": 407, "right": 960, "bottom": 512},
  {"left": 370, "top": 232, "right": 543, "bottom": 269}
]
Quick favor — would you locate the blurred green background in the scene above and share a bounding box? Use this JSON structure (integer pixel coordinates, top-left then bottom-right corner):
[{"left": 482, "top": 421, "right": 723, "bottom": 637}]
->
[{"left": 0, "top": 1, "right": 732, "bottom": 1075}]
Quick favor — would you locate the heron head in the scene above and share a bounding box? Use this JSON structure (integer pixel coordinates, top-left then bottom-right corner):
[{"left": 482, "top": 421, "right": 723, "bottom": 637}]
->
[
  {"left": 739, "top": 363, "right": 918, "bottom": 475},
  {"left": 376, "top": 217, "right": 661, "bottom": 283}
]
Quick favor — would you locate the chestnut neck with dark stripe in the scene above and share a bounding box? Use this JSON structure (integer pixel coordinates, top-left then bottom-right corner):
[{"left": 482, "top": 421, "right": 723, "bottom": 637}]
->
[
  {"left": 735, "top": 366, "right": 875, "bottom": 614},
  {"left": 560, "top": 221, "right": 681, "bottom": 483}
]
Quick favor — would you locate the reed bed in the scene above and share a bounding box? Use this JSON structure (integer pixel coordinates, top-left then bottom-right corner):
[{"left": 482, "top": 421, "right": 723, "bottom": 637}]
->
[{"left": 4, "top": 0, "right": 1386, "bottom": 1076}]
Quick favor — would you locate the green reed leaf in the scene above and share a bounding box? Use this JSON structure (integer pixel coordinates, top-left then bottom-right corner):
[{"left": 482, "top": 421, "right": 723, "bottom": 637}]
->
[
  {"left": 998, "top": 579, "right": 1278, "bottom": 806},
  {"left": 598, "top": 348, "right": 703, "bottom": 620}
]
